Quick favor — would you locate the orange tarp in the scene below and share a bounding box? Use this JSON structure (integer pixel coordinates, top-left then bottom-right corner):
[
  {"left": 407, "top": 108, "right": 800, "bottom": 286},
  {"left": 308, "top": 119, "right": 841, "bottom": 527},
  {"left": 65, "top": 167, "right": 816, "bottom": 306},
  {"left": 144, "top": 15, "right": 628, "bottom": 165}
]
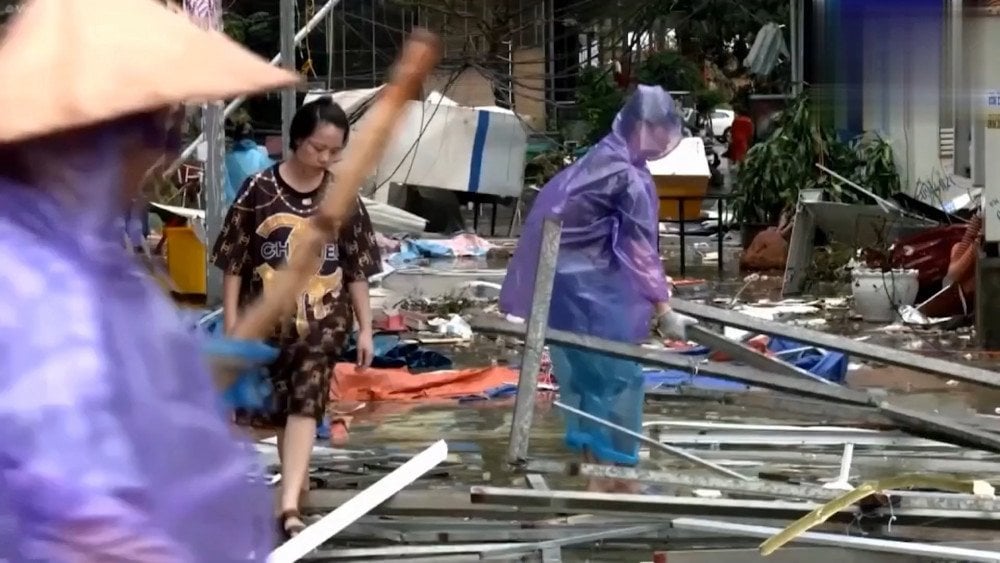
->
[{"left": 331, "top": 363, "right": 519, "bottom": 402}]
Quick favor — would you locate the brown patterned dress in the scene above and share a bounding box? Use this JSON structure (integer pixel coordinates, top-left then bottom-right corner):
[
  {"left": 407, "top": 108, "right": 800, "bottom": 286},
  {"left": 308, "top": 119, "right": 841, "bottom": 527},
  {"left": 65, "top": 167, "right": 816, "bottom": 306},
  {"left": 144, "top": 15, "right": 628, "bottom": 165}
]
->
[{"left": 211, "top": 165, "right": 381, "bottom": 427}]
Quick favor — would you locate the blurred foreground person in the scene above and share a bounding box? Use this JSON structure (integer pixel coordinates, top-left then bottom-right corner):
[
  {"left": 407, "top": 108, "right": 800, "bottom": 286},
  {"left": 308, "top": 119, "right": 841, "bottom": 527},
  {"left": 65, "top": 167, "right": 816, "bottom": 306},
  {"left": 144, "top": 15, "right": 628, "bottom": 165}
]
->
[
  {"left": 500, "top": 85, "right": 697, "bottom": 493},
  {"left": 0, "top": 0, "right": 298, "bottom": 560}
]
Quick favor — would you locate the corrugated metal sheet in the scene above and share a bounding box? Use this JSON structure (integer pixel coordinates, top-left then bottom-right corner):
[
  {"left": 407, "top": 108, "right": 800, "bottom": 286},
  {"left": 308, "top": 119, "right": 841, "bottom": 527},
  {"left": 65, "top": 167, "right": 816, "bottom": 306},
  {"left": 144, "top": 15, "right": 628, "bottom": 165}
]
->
[{"left": 744, "top": 23, "right": 789, "bottom": 77}]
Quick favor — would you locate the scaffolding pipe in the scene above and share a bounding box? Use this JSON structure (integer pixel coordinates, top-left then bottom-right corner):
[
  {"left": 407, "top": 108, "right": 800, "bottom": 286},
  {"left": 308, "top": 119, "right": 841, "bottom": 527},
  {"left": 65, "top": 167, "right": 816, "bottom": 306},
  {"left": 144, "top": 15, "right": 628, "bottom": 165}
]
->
[
  {"left": 280, "top": 0, "right": 296, "bottom": 154},
  {"left": 166, "top": 0, "right": 343, "bottom": 175}
]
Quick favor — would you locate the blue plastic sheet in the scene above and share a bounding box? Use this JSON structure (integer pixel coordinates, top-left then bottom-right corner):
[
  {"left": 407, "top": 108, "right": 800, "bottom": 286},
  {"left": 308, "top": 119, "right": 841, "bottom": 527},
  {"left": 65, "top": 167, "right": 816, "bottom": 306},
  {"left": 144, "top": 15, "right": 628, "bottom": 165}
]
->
[
  {"left": 388, "top": 237, "right": 493, "bottom": 266},
  {"left": 197, "top": 310, "right": 279, "bottom": 411},
  {"left": 225, "top": 139, "right": 274, "bottom": 204},
  {"left": 642, "top": 337, "right": 849, "bottom": 392}
]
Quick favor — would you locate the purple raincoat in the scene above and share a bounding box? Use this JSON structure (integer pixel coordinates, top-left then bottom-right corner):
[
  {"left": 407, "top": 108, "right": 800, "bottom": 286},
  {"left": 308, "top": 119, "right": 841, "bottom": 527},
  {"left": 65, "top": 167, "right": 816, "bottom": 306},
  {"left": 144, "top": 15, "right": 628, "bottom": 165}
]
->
[
  {"left": 500, "top": 85, "right": 684, "bottom": 343},
  {"left": 0, "top": 122, "right": 273, "bottom": 561}
]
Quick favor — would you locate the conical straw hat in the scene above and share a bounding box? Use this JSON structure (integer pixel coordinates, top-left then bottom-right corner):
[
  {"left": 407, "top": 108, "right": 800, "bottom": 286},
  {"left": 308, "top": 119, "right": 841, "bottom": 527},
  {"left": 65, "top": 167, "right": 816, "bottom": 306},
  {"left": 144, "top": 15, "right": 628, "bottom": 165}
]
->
[{"left": 0, "top": 0, "right": 300, "bottom": 143}]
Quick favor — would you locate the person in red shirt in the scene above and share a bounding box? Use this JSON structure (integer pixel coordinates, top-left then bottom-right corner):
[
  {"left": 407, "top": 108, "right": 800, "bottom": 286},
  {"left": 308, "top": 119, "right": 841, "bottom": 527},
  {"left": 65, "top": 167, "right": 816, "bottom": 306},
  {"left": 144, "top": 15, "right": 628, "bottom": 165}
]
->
[{"left": 725, "top": 96, "right": 754, "bottom": 164}]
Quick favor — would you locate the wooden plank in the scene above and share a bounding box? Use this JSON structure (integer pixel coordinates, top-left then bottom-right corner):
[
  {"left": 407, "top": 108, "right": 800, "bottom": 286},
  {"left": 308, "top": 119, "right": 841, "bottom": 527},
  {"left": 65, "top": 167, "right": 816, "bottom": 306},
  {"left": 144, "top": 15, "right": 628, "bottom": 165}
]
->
[{"left": 269, "top": 440, "right": 448, "bottom": 563}]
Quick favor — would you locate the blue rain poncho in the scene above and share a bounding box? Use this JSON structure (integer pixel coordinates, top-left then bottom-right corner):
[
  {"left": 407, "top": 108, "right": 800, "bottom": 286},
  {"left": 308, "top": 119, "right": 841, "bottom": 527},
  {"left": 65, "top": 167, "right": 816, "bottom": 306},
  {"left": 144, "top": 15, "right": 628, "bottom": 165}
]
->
[{"left": 225, "top": 139, "right": 274, "bottom": 204}]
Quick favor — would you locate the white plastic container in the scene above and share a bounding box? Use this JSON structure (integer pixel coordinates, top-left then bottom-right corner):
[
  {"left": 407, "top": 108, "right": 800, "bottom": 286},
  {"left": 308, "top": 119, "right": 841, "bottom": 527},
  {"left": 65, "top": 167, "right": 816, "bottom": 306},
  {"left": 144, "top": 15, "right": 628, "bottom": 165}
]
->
[{"left": 850, "top": 268, "right": 920, "bottom": 323}]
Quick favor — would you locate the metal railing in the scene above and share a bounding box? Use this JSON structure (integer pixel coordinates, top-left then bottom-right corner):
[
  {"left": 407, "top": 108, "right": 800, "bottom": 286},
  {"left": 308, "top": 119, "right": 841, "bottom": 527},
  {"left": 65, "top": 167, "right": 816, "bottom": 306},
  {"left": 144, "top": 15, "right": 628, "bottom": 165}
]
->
[
  {"left": 470, "top": 193, "right": 734, "bottom": 278},
  {"left": 662, "top": 194, "right": 734, "bottom": 278}
]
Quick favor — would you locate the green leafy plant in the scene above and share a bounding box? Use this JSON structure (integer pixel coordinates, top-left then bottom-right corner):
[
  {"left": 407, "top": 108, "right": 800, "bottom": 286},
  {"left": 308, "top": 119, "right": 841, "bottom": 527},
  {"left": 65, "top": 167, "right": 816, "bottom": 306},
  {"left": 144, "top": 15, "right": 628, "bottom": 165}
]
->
[
  {"left": 694, "top": 88, "right": 728, "bottom": 113},
  {"left": 851, "top": 134, "right": 900, "bottom": 197},
  {"left": 734, "top": 92, "right": 902, "bottom": 225},
  {"left": 636, "top": 51, "right": 705, "bottom": 93},
  {"left": 576, "top": 67, "right": 625, "bottom": 144},
  {"left": 525, "top": 148, "right": 574, "bottom": 187},
  {"left": 223, "top": 11, "right": 271, "bottom": 45}
]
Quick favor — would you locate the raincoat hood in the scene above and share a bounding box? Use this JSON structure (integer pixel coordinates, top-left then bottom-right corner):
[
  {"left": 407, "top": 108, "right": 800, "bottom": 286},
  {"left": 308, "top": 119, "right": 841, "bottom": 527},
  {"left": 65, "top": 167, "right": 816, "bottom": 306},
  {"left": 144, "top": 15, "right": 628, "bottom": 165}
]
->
[{"left": 609, "top": 84, "right": 685, "bottom": 163}]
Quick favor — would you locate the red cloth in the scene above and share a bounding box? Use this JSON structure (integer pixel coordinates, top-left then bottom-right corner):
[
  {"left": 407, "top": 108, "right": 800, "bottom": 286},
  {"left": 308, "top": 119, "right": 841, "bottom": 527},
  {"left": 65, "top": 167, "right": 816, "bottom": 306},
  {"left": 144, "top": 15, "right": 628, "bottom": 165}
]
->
[{"left": 727, "top": 115, "right": 754, "bottom": 163}]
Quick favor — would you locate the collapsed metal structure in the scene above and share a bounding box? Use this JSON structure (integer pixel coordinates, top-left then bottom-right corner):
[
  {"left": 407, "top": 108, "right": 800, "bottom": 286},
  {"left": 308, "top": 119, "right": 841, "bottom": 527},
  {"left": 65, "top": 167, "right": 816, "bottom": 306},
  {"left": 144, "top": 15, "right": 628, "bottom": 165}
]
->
[
  {"left": 462, "top": 218, "right": 1000, "bottom": 562},
  {"left": 261, "top": 219, "right": 1000, "bottom": 561}
]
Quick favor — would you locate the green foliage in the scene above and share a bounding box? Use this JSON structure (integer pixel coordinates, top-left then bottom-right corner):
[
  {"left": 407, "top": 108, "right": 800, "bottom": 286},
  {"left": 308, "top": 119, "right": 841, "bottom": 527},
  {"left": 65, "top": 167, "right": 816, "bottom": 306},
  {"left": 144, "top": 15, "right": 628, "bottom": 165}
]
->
[
  {"left": 577, "top": 49, "right": 732, "bottom": 142},
  {"left": 734, "top": 92, "right": 903, "bottom": 225},
  {"left": 652, "top": 0, "right": 790, "bottom": 77},
  {"left": 695, "top": 88, "right": 728, "bottom": 113},
  {"left": 636, "top": 51, "right": 704, "bottom": 93},
  {"left": 525, "top": 148, "right": 574, "bottom": 187},
  {"left": 223, "top": 11, "right": 272, "bottom": 45},
  {"left": 575, "top": 67, "right": 625, "bottom": 143}
]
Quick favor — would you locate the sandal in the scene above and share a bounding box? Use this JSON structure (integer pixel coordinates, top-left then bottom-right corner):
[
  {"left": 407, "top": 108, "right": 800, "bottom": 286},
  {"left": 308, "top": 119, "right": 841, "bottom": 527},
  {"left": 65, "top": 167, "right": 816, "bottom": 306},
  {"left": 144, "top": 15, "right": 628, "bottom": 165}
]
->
[{"left": 278, "top": 509, "right": 306, "bottom": 540}]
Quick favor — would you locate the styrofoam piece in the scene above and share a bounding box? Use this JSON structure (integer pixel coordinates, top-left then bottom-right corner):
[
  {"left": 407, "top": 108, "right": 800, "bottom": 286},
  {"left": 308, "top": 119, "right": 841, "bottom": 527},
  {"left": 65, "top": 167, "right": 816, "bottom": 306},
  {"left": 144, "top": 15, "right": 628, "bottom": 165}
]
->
[
  {"left": 646, "top": 137, "right": 711, "bottom": 177},
  {"left": 267, "top": 440, "right": 449, "bottom": 563}
]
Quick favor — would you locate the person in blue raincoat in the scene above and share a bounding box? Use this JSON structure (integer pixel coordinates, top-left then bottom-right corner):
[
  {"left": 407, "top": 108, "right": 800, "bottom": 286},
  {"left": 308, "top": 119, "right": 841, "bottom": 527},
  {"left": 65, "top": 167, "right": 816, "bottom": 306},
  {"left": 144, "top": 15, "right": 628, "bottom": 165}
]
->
[
  {"left": 225, "top": 120, "right": 274, "bottom": 204},
  {"left": 500, "top": 85, "right": 697, "bottom": 493}
]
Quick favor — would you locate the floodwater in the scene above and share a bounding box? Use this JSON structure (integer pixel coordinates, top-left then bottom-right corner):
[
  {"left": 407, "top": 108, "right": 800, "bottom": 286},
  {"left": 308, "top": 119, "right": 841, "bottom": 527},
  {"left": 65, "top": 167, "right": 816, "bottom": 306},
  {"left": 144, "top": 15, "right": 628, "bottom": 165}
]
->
[{"left": 307, "top": 259, "right": 1000, "bottom": 560}]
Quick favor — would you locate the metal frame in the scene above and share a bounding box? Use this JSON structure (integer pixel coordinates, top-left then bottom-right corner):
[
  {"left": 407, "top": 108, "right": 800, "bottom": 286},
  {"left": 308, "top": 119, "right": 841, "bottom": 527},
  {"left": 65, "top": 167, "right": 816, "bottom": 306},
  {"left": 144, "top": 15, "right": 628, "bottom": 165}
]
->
[
  {"left": 553, "top": 401, "right": 751, "bottom": 480},
  {"left": 658, "top": 194, "right": 733, "bottom": 277},
  {"left": 507, "top": 218, "right": 561, "bottom": 464},
  {"left": 686, "top": 324, "right": 836, "bottom": 385},
  {"left": 669, "top": 298, "right": 1000, "bottom": 390},
  {"left": 470, "top": 315, "right": 1000, "bottom": 453},
  {"left": 521, "top": 460, "right": 1000, "bottom": 512},
  {"left": 279, "top": 0, "right": 296, "bottom": 156},
  {"left": 469, "top": 487, "right": 1000, "bottom": 528},
  {"left": 671, "top": 518, "right": 1000, "bottom": 562},
  {"left": 171, "top": 0, "right": 344, "bottom": 173}
]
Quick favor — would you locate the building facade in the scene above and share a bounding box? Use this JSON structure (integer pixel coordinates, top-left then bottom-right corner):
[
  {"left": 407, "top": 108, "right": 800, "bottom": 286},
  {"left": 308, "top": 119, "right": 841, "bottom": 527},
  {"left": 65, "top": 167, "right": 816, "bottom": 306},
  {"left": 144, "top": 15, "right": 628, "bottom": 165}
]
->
[{"left": 804, "top": 0, "right": 1000, "bottom": 197}]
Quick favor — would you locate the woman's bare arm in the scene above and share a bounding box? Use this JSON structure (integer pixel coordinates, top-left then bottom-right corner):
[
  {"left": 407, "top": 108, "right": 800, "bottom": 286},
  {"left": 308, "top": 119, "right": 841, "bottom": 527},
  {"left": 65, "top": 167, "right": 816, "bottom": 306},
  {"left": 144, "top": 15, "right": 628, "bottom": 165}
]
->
[
  {"left": 222, "top": 275, "right": 242, "bottom": 335},
  {"left": 348, "top": 280, "right": 372, "bottom": 332}
]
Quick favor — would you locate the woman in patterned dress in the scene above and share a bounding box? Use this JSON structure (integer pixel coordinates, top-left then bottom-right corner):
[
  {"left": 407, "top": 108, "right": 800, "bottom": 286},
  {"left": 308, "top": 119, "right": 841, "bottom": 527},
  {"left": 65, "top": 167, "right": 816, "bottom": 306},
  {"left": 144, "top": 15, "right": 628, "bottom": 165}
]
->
[{"left": 212, "top": 98, "right": 382, "bottom": 539}]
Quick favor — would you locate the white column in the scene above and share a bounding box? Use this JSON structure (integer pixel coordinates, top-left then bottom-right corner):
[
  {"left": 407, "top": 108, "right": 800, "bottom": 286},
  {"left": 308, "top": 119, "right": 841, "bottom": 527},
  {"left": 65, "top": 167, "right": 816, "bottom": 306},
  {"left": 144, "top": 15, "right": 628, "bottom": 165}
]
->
[
  {"left": 980, "top": 7, "right": 1000, "bottom": 243},
  {"left": 954, "top": 0, "right": 971, "bottom": 177},
  {"left": 861, "top": 8, "right": 886, "bottom": 133},
  {"left": 968, "top": 4, "right": 988, "bottom": 187},
  {"left": 907, "top": 6, "right": 943, "bottom": 190}
]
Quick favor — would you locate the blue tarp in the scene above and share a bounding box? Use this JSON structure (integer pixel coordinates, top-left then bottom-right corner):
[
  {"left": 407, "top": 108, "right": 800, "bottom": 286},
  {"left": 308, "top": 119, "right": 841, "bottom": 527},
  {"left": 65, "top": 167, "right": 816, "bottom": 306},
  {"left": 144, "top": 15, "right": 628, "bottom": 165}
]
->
[
  {"left": 388, "top": 238, "right": 492, "bottom": 266},
  {"left": 195, "top": 310, "right": 280, "bottom": 411},
  {"left": 642, "top": 337, "right": 849, "bottom": 392}
]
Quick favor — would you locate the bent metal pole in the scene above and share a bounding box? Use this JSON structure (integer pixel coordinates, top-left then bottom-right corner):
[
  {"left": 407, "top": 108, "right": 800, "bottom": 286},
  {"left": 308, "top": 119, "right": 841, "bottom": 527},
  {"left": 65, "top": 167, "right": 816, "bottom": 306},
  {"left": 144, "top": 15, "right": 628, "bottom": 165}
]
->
[{"left": 507, "top": 218, "right": 561, "bottom": 464}]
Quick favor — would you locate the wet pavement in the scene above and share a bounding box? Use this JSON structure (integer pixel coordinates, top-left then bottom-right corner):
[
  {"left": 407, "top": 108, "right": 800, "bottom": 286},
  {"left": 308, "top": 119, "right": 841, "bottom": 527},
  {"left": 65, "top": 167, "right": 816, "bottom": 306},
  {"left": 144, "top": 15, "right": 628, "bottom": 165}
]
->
[{"left": 288, "top": 258, "right": 1000, "bottom": 560}]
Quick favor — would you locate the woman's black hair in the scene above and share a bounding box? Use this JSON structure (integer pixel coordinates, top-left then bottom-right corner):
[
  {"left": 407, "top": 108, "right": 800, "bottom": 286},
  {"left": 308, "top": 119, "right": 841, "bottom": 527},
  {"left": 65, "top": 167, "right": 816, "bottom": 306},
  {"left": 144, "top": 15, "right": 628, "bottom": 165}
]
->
[{"left": 288, "top": 97, "right": 350, "bottom": 151}]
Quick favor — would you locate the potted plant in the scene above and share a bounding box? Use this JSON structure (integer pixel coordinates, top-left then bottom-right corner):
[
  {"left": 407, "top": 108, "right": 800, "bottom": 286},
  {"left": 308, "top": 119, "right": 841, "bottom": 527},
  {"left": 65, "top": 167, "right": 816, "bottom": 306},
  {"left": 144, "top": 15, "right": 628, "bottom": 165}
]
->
[{"left": 733, "top": 91, "right": 872, "bottom": 247}]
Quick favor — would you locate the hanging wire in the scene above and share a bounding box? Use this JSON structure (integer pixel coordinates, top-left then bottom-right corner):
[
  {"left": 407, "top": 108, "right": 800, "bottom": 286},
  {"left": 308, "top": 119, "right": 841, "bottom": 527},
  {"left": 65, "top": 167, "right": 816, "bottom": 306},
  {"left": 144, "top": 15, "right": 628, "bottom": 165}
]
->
[{"left": 368, "top": 65, "right": 467, "bottom": 197}]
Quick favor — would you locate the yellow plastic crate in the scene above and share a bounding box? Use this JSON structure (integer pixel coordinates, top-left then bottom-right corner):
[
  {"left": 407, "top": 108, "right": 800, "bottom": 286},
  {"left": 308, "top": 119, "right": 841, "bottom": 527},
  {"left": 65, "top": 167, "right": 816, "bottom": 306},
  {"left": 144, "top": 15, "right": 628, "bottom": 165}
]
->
[{"left": 164, "top": 226, "right": 206, "bottom": 295}]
